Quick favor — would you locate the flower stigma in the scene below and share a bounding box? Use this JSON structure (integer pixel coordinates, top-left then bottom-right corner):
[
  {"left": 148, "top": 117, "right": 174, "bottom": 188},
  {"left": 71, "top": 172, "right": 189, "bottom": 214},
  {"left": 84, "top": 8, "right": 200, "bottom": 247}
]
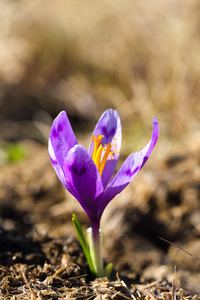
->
[{"left": 92, "top": 135, "right": 112, "bottom": 176}]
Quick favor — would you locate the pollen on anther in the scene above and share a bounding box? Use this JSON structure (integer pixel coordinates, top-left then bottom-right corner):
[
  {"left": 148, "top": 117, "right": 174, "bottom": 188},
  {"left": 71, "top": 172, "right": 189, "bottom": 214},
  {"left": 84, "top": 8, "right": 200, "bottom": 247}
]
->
[{"left": 91, "top": 134, "right": 112, "bottom": 176}]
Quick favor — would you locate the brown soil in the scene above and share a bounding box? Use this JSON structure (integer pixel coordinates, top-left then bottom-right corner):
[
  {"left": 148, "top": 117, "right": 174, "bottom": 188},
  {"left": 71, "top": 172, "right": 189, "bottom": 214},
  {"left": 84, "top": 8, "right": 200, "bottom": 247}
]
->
[{"left": 0, "top": 140, "right": 200, "bottom": 299}]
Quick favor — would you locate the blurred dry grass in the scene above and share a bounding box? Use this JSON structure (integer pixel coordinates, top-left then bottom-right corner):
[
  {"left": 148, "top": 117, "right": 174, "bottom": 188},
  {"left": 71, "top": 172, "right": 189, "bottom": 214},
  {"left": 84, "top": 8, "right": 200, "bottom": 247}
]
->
[{"left": 0, "top": 0, "right": 200, "bottom": 155}]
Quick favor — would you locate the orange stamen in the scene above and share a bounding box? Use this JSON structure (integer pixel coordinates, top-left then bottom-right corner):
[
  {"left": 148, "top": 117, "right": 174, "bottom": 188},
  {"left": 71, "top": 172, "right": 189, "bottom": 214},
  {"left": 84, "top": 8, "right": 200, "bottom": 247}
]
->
[
  {"left": 92, "top": 135, "right": 112, "bottom": 177},
  {"left": 95, "top": 144, "right": 103, "bottom": 171},
  {"left": 99, "top": 142, "right": 111, "bottom": 176},
  {"left": 92, "top": 135, "right": 103, "bottom": 160}
]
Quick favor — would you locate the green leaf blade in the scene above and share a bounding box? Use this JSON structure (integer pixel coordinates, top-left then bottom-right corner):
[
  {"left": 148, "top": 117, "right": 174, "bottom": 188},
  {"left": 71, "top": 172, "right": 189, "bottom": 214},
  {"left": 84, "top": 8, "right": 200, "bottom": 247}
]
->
[{"left": 72, "top": 214, "right": 96, "bottom": 276}]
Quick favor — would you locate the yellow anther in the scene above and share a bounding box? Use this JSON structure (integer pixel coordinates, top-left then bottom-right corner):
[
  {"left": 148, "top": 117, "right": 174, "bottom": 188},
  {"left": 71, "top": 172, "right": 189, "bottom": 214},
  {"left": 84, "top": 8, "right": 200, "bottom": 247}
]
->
[
  {"left": 92, "top": 135, "right": 103, "bottom": 160},
  {"left": 99, "top": 142, "right": 111, "bottom": 176},
  {"left": 95, "top": 144, "right": 103, "bottom": 170},
  {"left": 92, "top": 135, "right": 112, "bottom": 177}
]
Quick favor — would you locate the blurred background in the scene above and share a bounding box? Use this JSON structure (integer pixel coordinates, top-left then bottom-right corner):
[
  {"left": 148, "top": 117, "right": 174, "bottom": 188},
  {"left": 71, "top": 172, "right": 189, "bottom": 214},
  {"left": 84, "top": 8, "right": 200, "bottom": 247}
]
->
[
  {"left": 1, "top": 0, "right": 200, "bottom": 293},
  {"left": 1, "top": 0, "right": 200, "bottom": 152}
]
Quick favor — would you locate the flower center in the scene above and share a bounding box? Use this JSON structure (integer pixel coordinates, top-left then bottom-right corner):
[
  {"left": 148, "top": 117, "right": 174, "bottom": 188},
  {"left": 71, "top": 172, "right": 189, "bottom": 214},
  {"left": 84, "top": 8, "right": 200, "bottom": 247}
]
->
[{"left": 92, "top": 135, "right": 111, "bottom": 176}]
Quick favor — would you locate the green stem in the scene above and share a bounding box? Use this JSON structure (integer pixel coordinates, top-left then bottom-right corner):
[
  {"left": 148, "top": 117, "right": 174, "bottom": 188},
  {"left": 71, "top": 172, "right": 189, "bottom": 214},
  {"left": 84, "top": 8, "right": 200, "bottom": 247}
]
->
[{"left": 87, "top": 227, "right": 104, "bottom": 277}]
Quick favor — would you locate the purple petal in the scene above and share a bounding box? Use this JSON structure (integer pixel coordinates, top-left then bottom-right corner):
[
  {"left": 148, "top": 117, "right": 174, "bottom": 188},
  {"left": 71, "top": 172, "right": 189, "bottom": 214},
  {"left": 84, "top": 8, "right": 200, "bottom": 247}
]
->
[
  {"left": 141, "top": 116, "right": 159, "bottom": 168},
  {"left": 99, "top": 151, "right": 144, "bottom": 216},
  {"left": 49, "top": 111, "right": 78, "bottom": 169},
  {"left": 63, "top": 145, "right": 104, "bottom": 217},
  {"left": 99, "top": 116, "right": 159, "bottom": 216},
  {"left": 48, "top": 139, "right": 78, "bottom": 198},
  {"left": 88, "top": 109, "right": 122, "bottom": 188}
]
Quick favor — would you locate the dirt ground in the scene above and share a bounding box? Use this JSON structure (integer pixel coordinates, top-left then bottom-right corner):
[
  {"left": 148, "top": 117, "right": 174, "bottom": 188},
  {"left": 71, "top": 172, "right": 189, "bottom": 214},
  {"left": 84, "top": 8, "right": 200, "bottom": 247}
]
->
[{"left": 1, "top": 136, "right": 200, "bottom": 299}]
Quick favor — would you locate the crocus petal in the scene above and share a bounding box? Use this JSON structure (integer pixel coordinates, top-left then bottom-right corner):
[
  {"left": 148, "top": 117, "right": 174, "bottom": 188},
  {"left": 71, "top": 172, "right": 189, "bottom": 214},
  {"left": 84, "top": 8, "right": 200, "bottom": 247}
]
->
[
  {"left": 99, "top": 116, "right": 159, "bottom": 216},
  {"left": 49, "top": 111, "right": 78, "bottom": 169},
  {"left": 99, "top": 151, "right": 144, "bottom": 216},
  {"left": 63, "top": 145, "right": 104, "bottom": 217},
  {"left": 48, "top": 138, "right": 68, "bottom": 187},
  {"left": 141, "top": 116, "right": 159, "bottom": 168},
  {"left": 48, "top": 139, "right": 79, "bottom": 199},
  {"left": 88, "top": 109, "right": 122, "bottom": 188}
]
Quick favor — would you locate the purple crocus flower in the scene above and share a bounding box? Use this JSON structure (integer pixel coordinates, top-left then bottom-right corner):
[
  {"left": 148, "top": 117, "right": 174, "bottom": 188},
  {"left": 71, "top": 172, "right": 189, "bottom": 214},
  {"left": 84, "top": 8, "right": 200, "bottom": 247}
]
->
[{"left": 48, "top": 109, "right": 159, "bottom": 241}]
